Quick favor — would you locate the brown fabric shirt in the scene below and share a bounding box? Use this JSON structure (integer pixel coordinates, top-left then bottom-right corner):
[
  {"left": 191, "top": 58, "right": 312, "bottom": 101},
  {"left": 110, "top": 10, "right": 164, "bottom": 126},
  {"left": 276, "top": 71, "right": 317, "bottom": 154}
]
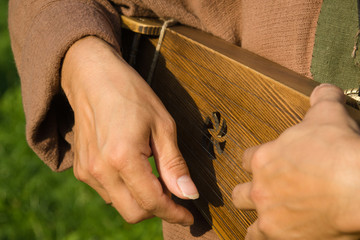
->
[{"left": 8, "top": 0, "right": 322, "bottom": 238}]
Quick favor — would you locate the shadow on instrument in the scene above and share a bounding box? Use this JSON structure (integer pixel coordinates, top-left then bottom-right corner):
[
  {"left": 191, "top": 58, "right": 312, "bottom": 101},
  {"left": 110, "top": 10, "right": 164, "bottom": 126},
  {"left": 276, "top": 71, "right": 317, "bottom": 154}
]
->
[{"left": 122, "top": 30, "right": 224, "bottom": 236}]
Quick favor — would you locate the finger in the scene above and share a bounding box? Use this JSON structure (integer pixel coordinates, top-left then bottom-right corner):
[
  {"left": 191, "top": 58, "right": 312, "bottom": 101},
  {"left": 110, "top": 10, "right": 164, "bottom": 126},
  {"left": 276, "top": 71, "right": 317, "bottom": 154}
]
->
[
  {"left": 232, "top": 182, "right": 255, "bottom": 210},
  {"left": 310, "top": 83, "right": 345, "bottom": 107},
  {"left": 242, "top": 145, "right": 261, "bottom": 173},
  {"left": 73, "top": 138, "right": 113, "bottom": 204},
  {"left": 306, "top": 84, "right": 357, "bottom": 128},
  {"left": 89, "top": 161, "right": 155, "bottom": 223},
  {"left": 159, "top": 176, "right": 172, "bottom": 199},
  {"left": 73, "top": 160, "right": 112, "bottom": 204},
  {"left": 105, "top": 176, "right": 155, "bottom": 223},
  {"left": 85, "top": 177, "right": 112, "bottom": 204},
  {"left": 116, "top": 153, "right": 195, "bottom": 225},
  {"left": 151, "top": 118, "right": 199, "bottom": 200},
  {"left": 245, "top": 220, "right": 267, "bottom": 240}
]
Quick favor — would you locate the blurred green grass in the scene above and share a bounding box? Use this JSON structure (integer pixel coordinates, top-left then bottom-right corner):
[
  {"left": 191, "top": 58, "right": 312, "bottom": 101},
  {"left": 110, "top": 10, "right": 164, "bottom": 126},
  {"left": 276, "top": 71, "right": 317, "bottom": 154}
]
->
[{"left": 0, "top": 2, "right": 162, "bottom": 239}]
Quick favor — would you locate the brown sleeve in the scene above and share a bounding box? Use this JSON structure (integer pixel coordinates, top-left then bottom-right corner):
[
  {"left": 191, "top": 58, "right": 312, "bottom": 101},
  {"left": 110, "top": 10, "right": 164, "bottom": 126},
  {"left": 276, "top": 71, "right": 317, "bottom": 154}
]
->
[{"left": 8, "top": 0, "right": 123, "bottom": 171}]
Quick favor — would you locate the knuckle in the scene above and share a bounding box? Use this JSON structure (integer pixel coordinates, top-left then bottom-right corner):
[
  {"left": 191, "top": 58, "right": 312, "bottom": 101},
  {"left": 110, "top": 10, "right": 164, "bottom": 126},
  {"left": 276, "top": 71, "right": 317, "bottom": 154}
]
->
[
  {"left": 162, "top": 155, "right": 187, "bottom": 172},
  {"left": 138, "top": 197, "right": 158, "bottom": 212},
  {"left": 257, "top": 217, "right": 274, "bottom": 236},
  {"left": 161, "top": 116, "right": 177, "bottom": 136},
  {"left": 312, "top": 100, "right": 344, "bottom": 114},
  {"left": 101, "top": 146, "right": 128, "bottom": 170},
  {"left": 74, "top": 167, "right": 88, "bottom": 183},
  {"left": 88, "top": 161, "right": 103, "bottom": 180},
  {"left": 249, "top": 187, "right": 263, "bottom": 204},
  {"left": 251, "top": 147, "right": 268, "bottom": 169},
  {"left": 122, "top": 213, "right": 143, "bottom": 224}
]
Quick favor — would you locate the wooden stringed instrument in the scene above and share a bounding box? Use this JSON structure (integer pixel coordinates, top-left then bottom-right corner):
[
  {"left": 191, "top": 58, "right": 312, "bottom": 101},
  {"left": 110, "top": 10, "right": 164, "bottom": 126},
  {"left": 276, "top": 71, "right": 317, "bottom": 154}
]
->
[{"left": 120, "top": 16, "right": 360, "bottom": 240}]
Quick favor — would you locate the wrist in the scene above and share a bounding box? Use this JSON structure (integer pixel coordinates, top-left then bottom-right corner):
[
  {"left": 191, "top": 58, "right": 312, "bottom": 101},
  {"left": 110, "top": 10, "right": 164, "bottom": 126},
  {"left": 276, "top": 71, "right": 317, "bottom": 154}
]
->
[{"left": 60, "top": 36, "right": 121, "bottom": 106}]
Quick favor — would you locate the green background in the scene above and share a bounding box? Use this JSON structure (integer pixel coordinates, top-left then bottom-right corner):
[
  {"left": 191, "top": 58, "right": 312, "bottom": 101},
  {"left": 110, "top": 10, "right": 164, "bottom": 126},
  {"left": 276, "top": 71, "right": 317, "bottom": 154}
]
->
[{"left": 0, "top": 2, "right": 162, "bottom": 239}]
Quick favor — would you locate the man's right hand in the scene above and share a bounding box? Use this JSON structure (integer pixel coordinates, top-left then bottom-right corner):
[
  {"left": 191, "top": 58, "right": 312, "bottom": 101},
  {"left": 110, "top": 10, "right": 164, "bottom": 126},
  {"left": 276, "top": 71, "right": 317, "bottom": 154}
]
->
[
  {"left": 61, "top": 36, "right": 199, "bottom": 225},
  {"left": 232, "top": 84, "right": 360, "bottom": 239}
]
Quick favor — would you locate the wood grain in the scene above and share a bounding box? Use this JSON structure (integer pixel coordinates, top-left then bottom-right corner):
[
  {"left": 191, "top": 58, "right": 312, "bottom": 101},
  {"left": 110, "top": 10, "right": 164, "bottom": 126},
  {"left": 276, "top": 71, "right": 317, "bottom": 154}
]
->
[
  {"left": 126, "top": 24, "right": 360, "bottom": 239},
  {"left": 121, "top": 15, "right": 163, "bottom": 35}
]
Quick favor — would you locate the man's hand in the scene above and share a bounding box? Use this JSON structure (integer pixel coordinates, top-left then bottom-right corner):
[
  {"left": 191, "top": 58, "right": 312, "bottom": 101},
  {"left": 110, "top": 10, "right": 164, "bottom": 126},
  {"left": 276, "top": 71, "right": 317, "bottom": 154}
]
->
[
  {"left": 232, "top": 84, "right": 360, "bottom": 239},
  {"left": 61, "top": 36, "right": 199, "bottom": 225}
]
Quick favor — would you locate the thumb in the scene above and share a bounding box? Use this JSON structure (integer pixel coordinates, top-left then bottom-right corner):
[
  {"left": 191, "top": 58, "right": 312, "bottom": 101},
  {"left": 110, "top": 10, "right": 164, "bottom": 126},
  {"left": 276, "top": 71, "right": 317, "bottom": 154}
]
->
[
  {"left": 305, "top": 83, "right": 356, "bottom": 127},
  {"left": 151, "top": 120, "right": 199, "bottom": 200},
  {"left": 310, "top": 83, "right": 345, "bottom": 106}
]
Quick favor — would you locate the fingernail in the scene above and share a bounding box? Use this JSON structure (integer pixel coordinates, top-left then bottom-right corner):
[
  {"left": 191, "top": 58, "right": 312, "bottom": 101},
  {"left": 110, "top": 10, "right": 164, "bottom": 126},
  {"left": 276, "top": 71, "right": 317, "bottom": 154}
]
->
[{"left": 177, "top": 175, "right": 199, "bottom": 200}]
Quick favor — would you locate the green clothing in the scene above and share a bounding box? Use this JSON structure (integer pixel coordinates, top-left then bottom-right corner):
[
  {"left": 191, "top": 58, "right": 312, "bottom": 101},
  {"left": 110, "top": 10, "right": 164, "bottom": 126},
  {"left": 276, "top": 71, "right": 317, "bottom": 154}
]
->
[{"left": 312, "top": 0, "right": 360, "bottom": 90}]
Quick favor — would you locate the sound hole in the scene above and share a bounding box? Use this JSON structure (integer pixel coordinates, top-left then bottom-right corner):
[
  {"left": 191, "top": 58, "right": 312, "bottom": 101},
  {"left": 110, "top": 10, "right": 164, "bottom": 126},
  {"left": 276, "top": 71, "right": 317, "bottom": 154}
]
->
[{"left": 204, "top": 112, "right": 227, "bottom": 155}]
